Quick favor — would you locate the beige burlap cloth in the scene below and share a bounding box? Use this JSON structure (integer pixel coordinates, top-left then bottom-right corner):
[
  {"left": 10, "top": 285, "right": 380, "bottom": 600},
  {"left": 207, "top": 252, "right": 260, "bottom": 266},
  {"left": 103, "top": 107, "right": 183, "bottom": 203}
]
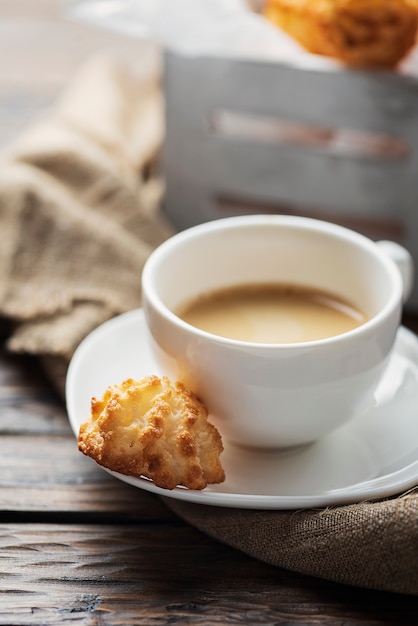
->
[{"left": 1, "top": 54, "right": 417, "bottom": 596}]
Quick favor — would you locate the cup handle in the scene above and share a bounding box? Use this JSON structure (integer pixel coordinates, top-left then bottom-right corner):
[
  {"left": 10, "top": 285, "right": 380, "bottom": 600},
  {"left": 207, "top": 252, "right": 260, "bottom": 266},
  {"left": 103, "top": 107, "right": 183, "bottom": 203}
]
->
[{"left": 377, "top": 240, "right": 414, "bottom": 304}]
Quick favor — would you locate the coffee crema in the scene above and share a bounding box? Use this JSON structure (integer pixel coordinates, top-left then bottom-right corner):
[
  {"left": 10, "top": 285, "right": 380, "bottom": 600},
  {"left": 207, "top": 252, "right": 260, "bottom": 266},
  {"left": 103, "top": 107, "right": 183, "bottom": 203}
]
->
[{"left": 177, "top": 283, "right": 368, "bottom": 344}]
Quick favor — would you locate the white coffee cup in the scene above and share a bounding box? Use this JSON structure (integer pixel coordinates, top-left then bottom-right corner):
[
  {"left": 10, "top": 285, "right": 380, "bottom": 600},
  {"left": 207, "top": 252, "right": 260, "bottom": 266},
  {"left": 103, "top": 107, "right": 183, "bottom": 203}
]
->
[{"left": 141, "top": 215, "right": 413, "bottom": 449}]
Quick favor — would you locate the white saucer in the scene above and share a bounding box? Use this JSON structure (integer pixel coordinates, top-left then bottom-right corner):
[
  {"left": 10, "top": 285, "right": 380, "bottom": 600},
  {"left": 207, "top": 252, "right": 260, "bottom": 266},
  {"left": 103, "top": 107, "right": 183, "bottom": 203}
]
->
[{"left": 66, "top": 309, "right": 418, "bottom": 510}]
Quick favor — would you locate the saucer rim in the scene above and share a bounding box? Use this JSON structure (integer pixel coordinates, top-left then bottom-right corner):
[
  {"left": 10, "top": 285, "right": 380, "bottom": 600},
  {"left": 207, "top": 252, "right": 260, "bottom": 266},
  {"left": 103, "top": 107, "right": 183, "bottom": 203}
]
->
[{"left": 66, "top": 308, "right": 418, "bottom": 510}]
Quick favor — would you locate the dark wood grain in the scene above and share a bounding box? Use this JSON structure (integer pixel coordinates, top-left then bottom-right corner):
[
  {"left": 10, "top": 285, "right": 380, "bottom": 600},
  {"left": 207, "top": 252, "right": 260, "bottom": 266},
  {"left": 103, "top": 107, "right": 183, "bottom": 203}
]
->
[{"left": 1, "top": 524, "right": 417, "bottom": 626}]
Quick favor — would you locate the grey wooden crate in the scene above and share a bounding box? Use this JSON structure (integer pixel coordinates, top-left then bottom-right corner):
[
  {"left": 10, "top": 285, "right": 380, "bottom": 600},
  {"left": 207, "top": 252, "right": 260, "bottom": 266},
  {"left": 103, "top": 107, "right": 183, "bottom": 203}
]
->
[{"left": 162, "top": 51, "right": 418, "bottom": 308}]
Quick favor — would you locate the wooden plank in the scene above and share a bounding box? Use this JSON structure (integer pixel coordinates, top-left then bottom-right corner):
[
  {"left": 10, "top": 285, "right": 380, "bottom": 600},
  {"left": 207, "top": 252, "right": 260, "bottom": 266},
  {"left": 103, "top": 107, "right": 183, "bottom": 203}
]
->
[
  {"left": 165, "top": 54, "right": 418, "bottom": 134},
  {"left": 0, "top": 432, "right": 172, "bottom": 519},
  {"left": 0, "top": 348, "right": 69, "bottom": 436},
  {"left": 0, "top": 523, "right": 417, "bottom": 625},
  {"left": 168, "top": 134, "right": 406, "bottom": 215}
]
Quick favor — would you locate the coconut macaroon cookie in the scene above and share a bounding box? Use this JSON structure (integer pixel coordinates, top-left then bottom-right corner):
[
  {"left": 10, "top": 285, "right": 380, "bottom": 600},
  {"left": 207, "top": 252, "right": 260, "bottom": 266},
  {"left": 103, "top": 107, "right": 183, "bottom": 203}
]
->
[{"left": 78, "top": 375, "right": 225, "bottom": 490}]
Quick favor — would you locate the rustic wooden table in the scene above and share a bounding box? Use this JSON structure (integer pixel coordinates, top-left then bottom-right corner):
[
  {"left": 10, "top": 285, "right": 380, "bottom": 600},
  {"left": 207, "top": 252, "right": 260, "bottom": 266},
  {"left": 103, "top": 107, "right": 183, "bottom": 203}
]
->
[{"left": 1, "top": 2, "right": 418, "bottom": 623}]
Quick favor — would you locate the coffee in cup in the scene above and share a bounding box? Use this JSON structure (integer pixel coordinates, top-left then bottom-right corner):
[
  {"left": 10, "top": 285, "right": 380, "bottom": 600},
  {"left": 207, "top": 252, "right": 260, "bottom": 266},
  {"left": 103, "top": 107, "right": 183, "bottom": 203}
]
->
[
  {"left": 141, "top": 215, "right": 413, "bottom": 449},
  {"left": 177, "top": 282, "right": 368, "bottom": 344}
]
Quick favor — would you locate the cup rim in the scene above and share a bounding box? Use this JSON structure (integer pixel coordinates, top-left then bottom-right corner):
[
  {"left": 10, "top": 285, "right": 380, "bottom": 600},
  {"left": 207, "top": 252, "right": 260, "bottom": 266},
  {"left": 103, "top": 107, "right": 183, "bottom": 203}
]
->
[{"left": 142, "top": 215, "right": 403, "bottom": 349}]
